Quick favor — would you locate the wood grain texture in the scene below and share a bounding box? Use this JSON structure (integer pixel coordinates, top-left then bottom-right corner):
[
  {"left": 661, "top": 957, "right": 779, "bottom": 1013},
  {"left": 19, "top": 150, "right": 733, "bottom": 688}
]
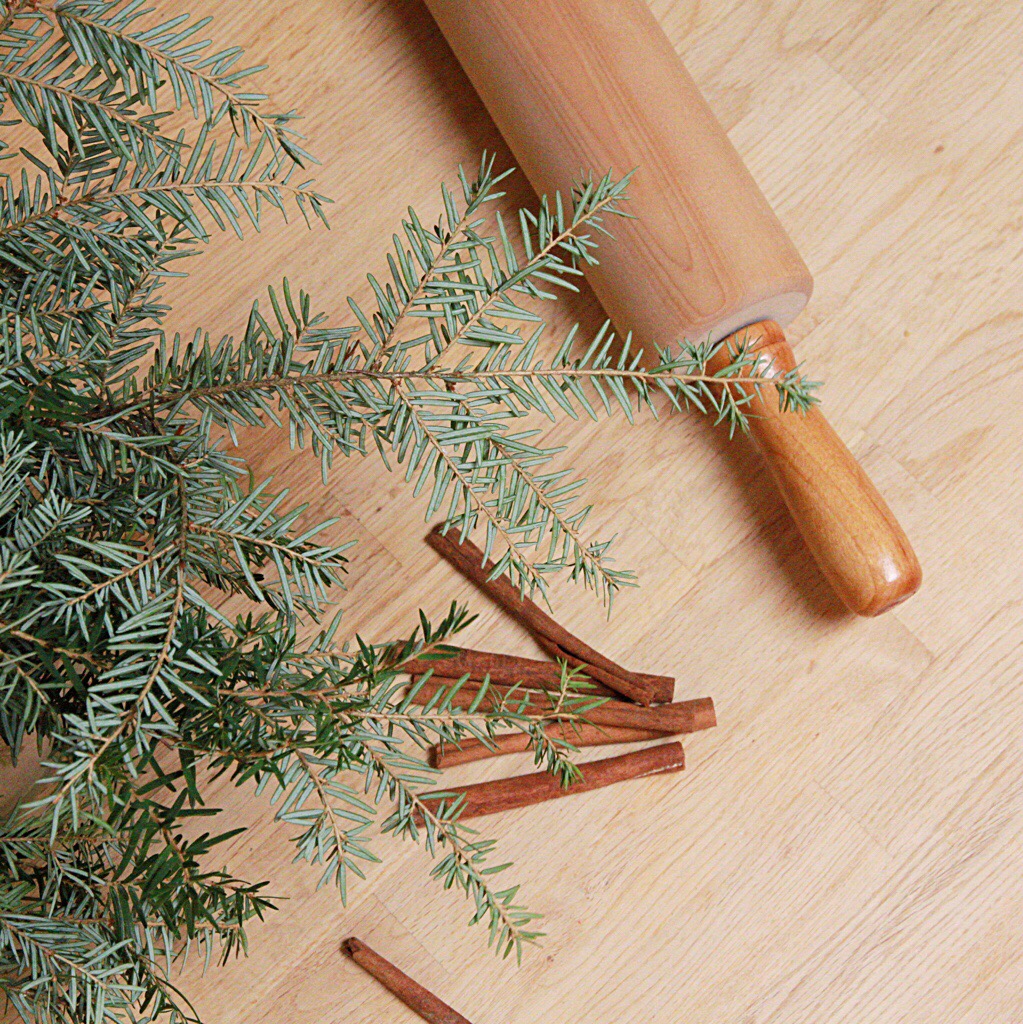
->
[
  {"left": 421, "top": 0, "right": 814, "bottom": 344},
  {"left": 9, "top": 1, "right": 1019, "bottom": 1021}
]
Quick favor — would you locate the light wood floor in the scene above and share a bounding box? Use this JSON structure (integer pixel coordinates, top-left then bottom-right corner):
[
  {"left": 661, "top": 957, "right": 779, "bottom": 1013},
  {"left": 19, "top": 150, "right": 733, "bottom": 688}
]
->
[{"left": 94, "top": 1, "right": 1023, "bottom": 1021}]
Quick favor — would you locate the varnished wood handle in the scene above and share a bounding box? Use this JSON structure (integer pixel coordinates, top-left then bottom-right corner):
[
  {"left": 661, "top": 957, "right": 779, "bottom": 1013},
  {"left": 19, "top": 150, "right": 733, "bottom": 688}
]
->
[{"left": 709, "top": 322, "right": 921, "bottom": 615}]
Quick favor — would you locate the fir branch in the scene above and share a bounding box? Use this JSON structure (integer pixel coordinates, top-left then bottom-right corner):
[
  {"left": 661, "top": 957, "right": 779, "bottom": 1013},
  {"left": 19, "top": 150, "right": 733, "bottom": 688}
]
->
[
  {"left": 428, "top": 181, "right": 627, "bottom": 367},
  {"left": 0, "top": 144, "right": 328, "bottom": 247},
  {"left": 0, "top": 913, "right": 142, "bottom": 1008},
  {"left": 364, "top": 740, "right": 542, "bottom": 959},
  {"left": 124, "top": 360, "right": 811, "bottom": 415},
  {"left": 52, "top": 0, "right": 311, "bottom": 162},
  {"left": 47, "top": 488, "right": 187, "bottom": 817},
  {"left": 0, "top": 620, "right": 102, "bottom": 666},
  {"left": 0, "top": 63, "right": 177, "bottom": 162}
]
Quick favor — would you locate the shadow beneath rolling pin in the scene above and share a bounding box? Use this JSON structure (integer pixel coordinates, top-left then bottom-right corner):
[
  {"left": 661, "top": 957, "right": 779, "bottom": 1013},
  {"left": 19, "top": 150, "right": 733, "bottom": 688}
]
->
[{"left": 359, "top": 0, "right": 516, "bottom": 167}]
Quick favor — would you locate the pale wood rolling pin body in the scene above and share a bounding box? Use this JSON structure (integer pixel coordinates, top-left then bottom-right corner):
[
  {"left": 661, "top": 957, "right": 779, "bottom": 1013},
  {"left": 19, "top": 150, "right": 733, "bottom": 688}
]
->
[{"left": 423, "top": 0, "right": 921, "bottom": 615}]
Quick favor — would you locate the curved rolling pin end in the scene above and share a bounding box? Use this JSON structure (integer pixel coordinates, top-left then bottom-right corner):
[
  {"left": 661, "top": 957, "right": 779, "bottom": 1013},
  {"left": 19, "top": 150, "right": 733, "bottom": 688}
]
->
[{"left": 709, "top": 321, "right": 922, "bottom": 616}]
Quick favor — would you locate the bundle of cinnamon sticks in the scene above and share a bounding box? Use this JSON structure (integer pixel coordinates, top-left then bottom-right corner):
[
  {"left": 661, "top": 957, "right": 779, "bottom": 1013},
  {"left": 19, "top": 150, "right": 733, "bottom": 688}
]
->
[
  {"left": 344, "top": 533, "right": 718, "bottom": 1023},
  {"left": 407, "top": 526, "right": 718, "bottom": 821}
]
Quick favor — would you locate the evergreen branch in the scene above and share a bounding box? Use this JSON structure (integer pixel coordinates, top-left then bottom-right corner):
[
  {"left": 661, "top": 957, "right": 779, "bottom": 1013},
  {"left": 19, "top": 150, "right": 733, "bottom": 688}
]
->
[
  {"left": 289, "top": 745, "right": 360, "bottom": 867},
  {"left": 224, "top": 698, "right": 377, "bottom": 899},
  {"left": 444, "top": 389, "right": 618, "bottom": 595},
  {"left": 363, "top": 741, "right": 541, "bottom": 958},
  {"left": 189, "top": 524, "right": 341, "bottom": 572},
  {"left": 125, "top": 362, "right": 808, "bottom": 410},
  {"left": 1, "top": 906, "right": 206, "bottom": 1023},
  {"left": 372, "top": 179, "right": 484, "bottom": 361},
  {"left": 0, "top": 173, "right": 326, "bottom": 243},
  {"left": 65, "top": 543, "right": 176, "bottom": 607},
  {"left": 430, "top": 185, "right": 625, "bottom": 366},
  {"left": 0, "top": 620, "right": 103, "bottom": 666},
  {"left": 49, "top": 493, "right": 187, "bottom": 811},
  {"left": 352, "top": 160, "right": 628, "bottom": 375},
  {"left": 118, "top": 557, "right": 185, "bottom": 729},
  {"left": 63, "top": 423, "right": 189, "bottom": 473},
  {"left": 52, "top": 0, "right": 311, "bottom": 162},
  {"left": 0, "top": 69, "right": 150, "bottom": 136},
  {"left": 0, "top": 0, "right": 827, "bottom": 1001},
  {"left": 0, "top": 2, "right": 27, "bottom": 35},
  {"left": 0, "top": 65, "right": 175, "bottom": 160},
  {"left": 385, "top": 380, "right": 549, "bottom": 592},
  {"left": 3, "top": 655, "right": 53, "bottom": 712},
  {"left": 1, "top": 916, "right": 128, "bottom": 989}
]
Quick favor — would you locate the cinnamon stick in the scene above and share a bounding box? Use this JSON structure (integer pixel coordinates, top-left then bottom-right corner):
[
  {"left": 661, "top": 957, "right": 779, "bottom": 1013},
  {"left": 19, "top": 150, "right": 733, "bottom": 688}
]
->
[
  {"left": 427, "top": 526, "right": 673, "bottom": 704},
  {"left": 403, "top": 646, "right": 619, "bottom": 698},
  {"left": 341, "top": 937, "right": 473, "bottom": 1024},
  {"left": 430, "top": 721, "right": 665, "bottom": 768},
  {"left": 414, "top": 742, "right": 686, "bottom": 822},
  {"left": 631, "top": 671, "right": 675, "bottom": 704},
  {"left": 409, "top": 677, "right": 716, "bottom": 734}
]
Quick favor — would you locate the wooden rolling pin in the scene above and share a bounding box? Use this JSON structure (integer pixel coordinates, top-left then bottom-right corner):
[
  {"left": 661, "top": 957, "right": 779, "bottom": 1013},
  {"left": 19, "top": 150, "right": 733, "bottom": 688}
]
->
[{"left": 422, "top": 0, "right": 921, "bottom": 615}]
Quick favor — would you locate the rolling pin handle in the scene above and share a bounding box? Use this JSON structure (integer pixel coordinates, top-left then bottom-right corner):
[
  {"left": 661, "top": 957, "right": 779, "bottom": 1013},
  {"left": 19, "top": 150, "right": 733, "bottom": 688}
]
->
[{"left": 709, "top": 321, "right": 922, "bottom": 616}]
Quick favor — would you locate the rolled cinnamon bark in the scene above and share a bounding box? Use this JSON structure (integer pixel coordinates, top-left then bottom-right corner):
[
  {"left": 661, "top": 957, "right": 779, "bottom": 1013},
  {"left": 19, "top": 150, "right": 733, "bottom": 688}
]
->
[
  {"left": 415, "top": 742, "right": 686, "bottom": 822},
  {"left": 410, "top": 677, "right": 716, "bottom": 734},
  {"left": 342, "top": 937, "right": 473, "bottom": 1024},
  {"left": 427, "top": 526, "right": 673, "bottom": 704},
  {"left": 633, "top": 671, "right": 675, "bottom": 704},
  {"left": 403, "top": 646, "right": 619, "bottom": 698},
  {"left": 430, "top": 721, "right": 665, "bottom": 768}
]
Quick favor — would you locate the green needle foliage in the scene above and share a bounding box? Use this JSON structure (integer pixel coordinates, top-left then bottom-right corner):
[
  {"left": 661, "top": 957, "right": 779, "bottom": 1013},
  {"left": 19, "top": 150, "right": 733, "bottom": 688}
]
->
[{"left": 0, "top": 2, "right": 818, "bottom": 1021}]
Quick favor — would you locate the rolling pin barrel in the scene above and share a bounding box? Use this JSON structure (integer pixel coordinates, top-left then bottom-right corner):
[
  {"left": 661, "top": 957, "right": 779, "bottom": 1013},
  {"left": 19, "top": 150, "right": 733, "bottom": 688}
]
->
[{"left": 423, "top": 0, "right": 921, "bottom": 615}]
